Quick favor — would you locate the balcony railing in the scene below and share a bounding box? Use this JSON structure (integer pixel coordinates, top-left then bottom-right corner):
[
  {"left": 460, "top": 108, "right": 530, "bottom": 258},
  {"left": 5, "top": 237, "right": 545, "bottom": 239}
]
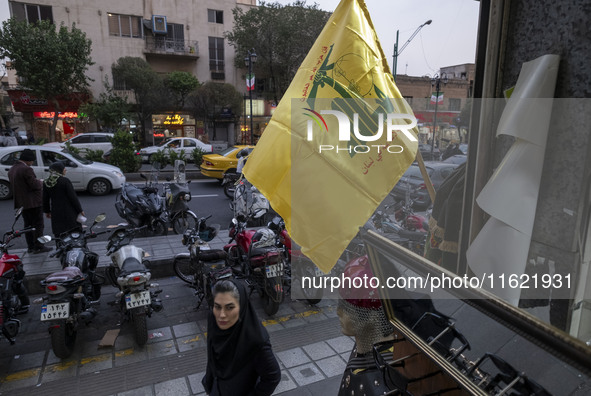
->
[{"left": 144, "top": 37, "right": 199, "bottom": 57}]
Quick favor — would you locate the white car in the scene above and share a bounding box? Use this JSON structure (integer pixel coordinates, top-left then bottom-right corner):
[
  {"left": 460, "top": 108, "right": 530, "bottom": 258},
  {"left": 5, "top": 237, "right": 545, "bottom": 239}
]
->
[
  {"left": 0, "top": 146, "right": 126, "bottom": 199},
  {"left": 43, "top": 132, "right": 114, "bottom": 155},
  {"left": 139, "top": 137, "right": 213, "bottom": 163}
]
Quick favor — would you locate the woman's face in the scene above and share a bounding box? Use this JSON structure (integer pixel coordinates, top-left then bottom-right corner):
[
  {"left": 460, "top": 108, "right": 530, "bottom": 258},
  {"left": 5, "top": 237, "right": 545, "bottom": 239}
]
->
[{"left": 213, "top": 292, "right": 240, "bottom": 330}]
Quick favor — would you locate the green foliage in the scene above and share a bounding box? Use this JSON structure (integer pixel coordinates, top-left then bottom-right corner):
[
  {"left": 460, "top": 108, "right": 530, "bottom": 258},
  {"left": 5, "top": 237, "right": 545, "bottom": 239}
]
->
[
  {"left": 84, "top": 149, "right": 105, "bottom": 162},
  {"left": 149, "top": 150, "right": 169, "bottom": 169},
  {"left": 189, "top": 82, "right": 243, "bottom": 125},
  {"left": 0, "top": 19, "right": 94, "bottom": 141},
  {"left": 80, "top": 78, "right": 131, "bottom": 130},
  {"left": 109, "top": 130, "right": 140, "bottom": 173},
  {"left": 166, "top": 71, "right": 200, "bottom": 109},
  {"left": 192, "top": 148, "right": 206, "bottom": 168},
  {"left": 64, "top": 141, "right": 81, "bottom": 155},
  {"left": 226, "top": 1, "right": 330, "bottom": 101},
  {"left": 168, "top": 148, "right": 182, "bottom": 165}
]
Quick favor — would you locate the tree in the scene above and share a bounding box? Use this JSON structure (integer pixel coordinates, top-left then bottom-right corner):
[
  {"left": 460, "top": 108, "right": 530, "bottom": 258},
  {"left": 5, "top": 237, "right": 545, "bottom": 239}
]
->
[
  {"left": 112, "top": 57, "right": 165, "bottom": 145},
  {"left": 0, "top": 19, "right": 93, "bottom": 141},
  {"left": 166, "top": 71, "right": 200, "bottom": 109},
  {"left": 226, "top": 1, "right": 330, "bottom": 102},
  {"left": 189, "top": 82, "right": 243, "bottom": 140},
  {"left": 79, "top": 78, "right": 132, "bottom": 131}
]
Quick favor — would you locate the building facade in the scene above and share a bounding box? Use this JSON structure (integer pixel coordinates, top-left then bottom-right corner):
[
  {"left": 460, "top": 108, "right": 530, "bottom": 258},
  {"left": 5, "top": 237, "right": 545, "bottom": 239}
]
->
[{"left": 6, "top": 0, "right": 257, "bottom": 145}]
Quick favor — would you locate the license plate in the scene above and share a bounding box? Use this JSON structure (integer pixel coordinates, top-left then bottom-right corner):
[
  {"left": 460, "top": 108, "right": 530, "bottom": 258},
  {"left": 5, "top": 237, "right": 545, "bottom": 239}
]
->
[
  {"left": 265, "top": 263, "right": 284, "bottom": 278},
  {"left": 125, "top": 291, "right": 151, "bottom": 309},
  {"left": 41, "top": 303, "right": 70, "bottom": 321}
]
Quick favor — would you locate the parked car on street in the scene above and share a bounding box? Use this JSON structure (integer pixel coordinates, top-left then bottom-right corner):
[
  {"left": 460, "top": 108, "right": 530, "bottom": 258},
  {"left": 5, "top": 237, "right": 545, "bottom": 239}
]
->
[
  {"left": 200, "top": 145, "right": 255, "bottom": 180},
  {"left": 43, "top": 132, "right": 114, "bottom": 155},
  {"left": 391, "top": 161, "right": 460, "bottom": 209},
  {"left": 139, "top": 137, "right": 213, "bottom": 163},
  {"left": 419, "top": 143, "right": 441, "bottom": 161},
  {"left": 442, "top": 154, "right": 467, "bottom": 165},
  {"left": 0, "top": 146, "right": 126, "bottom": 199}
]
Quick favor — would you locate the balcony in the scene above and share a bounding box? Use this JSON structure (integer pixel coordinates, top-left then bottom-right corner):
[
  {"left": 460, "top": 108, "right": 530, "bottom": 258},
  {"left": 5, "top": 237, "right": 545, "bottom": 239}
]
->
[{"left": 144, "top": 37, "right": 199, "bottom": 60}]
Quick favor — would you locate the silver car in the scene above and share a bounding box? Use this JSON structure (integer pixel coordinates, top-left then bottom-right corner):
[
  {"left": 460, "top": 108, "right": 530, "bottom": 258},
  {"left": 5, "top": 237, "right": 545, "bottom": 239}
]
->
[
  {"left": 0, "top": 146, "right": 125, "bottom": 199},
  {"left": 139, "top": 137, "right": 213, "bottom": 163}
]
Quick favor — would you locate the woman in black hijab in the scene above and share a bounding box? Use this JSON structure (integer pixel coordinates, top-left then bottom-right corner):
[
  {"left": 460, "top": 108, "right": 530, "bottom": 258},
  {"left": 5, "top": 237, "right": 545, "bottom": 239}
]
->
[
  {"left": 43, "top": 161, "right": 85, "bottom": 237},
  {"left": 202, "top": 279, "right": 281, "bottom": 396}
]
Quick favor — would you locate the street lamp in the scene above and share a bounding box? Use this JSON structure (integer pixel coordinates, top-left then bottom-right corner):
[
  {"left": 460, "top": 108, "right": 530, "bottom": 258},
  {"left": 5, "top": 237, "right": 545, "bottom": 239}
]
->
[
  {"left": 430, "top": 72, "right": 448, "bottom": 157},
  {"left": 392, "top": 20, "right": 432, "bottom": 82},
  {"left": 244, "top": 49, "right": 257, "bottom": 145}
]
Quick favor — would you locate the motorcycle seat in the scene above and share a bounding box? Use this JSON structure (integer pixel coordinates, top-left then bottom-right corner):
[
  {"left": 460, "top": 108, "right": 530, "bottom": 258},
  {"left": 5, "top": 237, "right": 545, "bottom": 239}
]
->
[
  {"left": 125, "top": 184, "right": 144, "bottom": 199},
  {"left": 200, "top": 249, "right": 227, "bottom": 262},
  {"left": 249, "top": 246, "right": 280, "bottom": 258},
  {"left": 398, "top": 229, "right": 427, "bottom": 241},
  {"left": 45, "top": 266, "right": 85, "bottom": 282},
  {"left": 120, "top": 257, "right": 148, "bottom": 276}
]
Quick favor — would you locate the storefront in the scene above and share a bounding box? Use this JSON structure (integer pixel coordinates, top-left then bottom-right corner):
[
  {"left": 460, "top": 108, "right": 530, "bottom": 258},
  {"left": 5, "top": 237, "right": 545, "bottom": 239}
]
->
[{"left": 151, "top": 113, "right": 198, "bottom": 145}]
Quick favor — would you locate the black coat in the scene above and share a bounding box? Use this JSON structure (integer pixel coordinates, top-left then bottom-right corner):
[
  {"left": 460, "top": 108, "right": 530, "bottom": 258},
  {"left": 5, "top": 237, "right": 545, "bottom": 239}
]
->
[
  {"left": 43, "top": 176, "right": 83, "bottom": 237},
  {"left": 202, "top": 340, "right": 281, "bottom": 396},
  {"left": 8, "top": 161, "right": 43, "bottom": 209}
]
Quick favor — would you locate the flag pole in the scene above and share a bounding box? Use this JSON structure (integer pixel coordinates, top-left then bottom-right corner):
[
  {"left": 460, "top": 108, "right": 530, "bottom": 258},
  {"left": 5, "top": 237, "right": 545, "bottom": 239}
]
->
[{"left": 415, "top": 149, "right": 436, "bottom": 204}]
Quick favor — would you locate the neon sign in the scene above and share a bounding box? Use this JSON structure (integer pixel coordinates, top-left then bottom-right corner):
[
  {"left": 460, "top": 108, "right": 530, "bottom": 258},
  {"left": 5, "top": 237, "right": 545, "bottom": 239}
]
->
[
  {"left": 163, "top": 114, "right": 184, "bottom": 125},
  {"left": 34, "top": 112, "right": 79, "bottom": 119}
]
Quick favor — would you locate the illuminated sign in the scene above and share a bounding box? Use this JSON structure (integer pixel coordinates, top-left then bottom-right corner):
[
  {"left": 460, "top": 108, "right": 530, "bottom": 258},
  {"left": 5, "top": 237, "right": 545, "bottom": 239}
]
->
[
  {"left": 163, "top": 114, "right": 184, "bottom": 125},
  {"left": 153, "top": 133, "right": 165, "bottom": 137},
  {"left": 33, "top": 112, "right": 79, "bottom": 119}
]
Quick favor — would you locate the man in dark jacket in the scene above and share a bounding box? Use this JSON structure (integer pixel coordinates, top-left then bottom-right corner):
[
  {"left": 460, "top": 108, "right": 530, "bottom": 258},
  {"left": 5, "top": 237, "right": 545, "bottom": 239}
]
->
[
  {"left": 43, "top": 161, "right": 85, "bottom": 237},
  {"left": 7, "top": 148, "right": 50, "bottom": 253}
]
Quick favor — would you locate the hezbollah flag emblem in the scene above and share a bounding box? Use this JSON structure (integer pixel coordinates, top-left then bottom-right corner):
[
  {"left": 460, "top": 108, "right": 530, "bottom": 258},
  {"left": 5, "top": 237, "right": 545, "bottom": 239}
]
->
[{"left": 243, "top": 0, "right": 418, "bottom": 273}]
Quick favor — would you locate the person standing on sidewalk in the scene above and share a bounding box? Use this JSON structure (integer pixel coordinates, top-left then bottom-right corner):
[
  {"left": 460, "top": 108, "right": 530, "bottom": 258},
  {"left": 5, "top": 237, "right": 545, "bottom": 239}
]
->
[
  {"left": 43, "top": 161, "right": 85, "bottom": 237},
  {"left": 8, "top": 148, "right": 50, "bottom": 253},
  {"left": 202, "top": 279, "right": 281, "bottom": 396}
]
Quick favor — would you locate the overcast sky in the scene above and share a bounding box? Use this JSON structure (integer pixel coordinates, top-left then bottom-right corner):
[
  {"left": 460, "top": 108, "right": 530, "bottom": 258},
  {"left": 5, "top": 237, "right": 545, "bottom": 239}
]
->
[{"left": 0, "top": 0, "right": 481, "bottom": 78}]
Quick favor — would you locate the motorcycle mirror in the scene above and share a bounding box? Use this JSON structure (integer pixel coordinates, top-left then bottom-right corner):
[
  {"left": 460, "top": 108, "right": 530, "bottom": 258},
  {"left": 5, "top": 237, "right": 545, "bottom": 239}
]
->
[
  {"left": 38, "top": 235, "right": 52, "bottom": 244},
  {"left": 166, "top": 176, "right": 171, "bottom": 182},
  {"left": 94, "top": 213, "right": 106, "bottom": 223}
]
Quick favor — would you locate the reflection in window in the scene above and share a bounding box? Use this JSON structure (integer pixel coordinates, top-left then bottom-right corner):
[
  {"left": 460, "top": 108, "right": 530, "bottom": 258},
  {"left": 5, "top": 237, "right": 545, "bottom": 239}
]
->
[
  {"left": 208, "top": 9, "right": 223, "bottom": 24},
  {"left": 209, "top": 37, "right": 225, "bottom": 72}
]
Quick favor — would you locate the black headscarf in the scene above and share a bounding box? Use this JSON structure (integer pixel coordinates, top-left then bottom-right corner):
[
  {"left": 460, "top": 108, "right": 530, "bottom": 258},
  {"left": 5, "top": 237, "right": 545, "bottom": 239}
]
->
[{"left": 206, "top": 279, "right": 269, "bottom": 380}]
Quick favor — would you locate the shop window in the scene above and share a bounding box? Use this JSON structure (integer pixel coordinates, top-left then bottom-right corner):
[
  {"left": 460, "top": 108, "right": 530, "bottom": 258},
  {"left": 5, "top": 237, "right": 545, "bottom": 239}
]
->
[
  {"left": 208, "top": 9, "right": 223, "bottom": 24},
  {"left": 10, "top": 2, "right": 53, "bottom": 24},
  {"left": 209, "top": 37, "right": 225, "bottom": 72},
  {"left": 449, "top": 98, "right": 461, "bottom": 111},
  {"left": 108, "top": 13, "right": 142, "bottom": 38}
]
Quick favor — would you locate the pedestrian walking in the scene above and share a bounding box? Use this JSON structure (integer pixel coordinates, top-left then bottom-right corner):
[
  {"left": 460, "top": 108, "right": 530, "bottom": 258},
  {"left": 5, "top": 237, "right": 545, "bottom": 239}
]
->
[
  {"left": 43, "top": 161, "right": 85, "bottom": 238},
  {"left": 202, "top": 279, "right": 281, "bottom": 396},
  {"left": 7, "top": 148, "right": 50, "bottom": 253}
]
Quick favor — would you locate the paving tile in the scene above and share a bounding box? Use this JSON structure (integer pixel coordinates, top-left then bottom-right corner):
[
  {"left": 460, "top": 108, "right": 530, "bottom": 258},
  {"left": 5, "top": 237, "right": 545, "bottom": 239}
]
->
[
  {"left": 172, "top": 321, "right": 199, "bottom": 338},
  {"left": 288, "top": 363, "right": 326, "bottom": 387},
  {"left": 147, "top": 326, "right": 173, "bottom": 343},
  {"left": 118, "top": 384, "right": 154, "bottom": 396},
  {"left": 187, "top": 372, "right": 206, "bottom": 394},
  {"left": 8, "top": 350, "right": 46, "bottom": 371},
  {"left": 114, "top": 333, "right": 136, "bottom": 350},
  {"left": 316, "top": 355, "right": 347, "bottom": 378},
  {"left": 276, "top": 347, "right": 311, "bottom": 368},
  {"left": 176, "top": 334, "right": 206, "bottom": 353},
  {"left": 272, "top": 371, "right": 298, "bottom": 394},
  {"left": 42, "top": 359, "right": 78, "bottom": 382},
  {"left": 326, "top": 336, "right": 355, "bottom": 354},
  {"left": 78, "top": 352, "right": 113, "bottom": 375},
  {"left": 114, "top": 347, "right": 148, "bottom": 367},
  {"left": 154, "top": 377, "right": 190, "bottom": 395},
  {"left": 146, "top": 339, "right": 178, "bottom": 358},
  {"left": 0, "top": 369, "right": 41, "bottom": 392},
  {"left": 302, "top": 341, "right": 336, "bottom": 361}
]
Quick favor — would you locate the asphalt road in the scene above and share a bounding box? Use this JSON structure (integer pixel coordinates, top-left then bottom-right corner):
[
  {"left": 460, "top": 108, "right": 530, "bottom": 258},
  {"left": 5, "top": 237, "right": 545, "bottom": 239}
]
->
[{"left": 0, "top": 178, "right": 234, "bottom": 250}]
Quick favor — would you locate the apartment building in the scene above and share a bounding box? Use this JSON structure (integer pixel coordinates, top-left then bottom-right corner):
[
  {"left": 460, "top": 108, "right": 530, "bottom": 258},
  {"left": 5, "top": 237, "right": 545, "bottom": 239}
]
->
[{"left": 6, "top": 0, "right": 257, "bottom": 144}]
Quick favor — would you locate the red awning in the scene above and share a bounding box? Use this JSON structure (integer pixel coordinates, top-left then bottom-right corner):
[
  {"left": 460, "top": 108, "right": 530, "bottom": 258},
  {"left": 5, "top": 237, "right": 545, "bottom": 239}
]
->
[{"left": 7, "top": 90, "right": 90, "bottom": 113}]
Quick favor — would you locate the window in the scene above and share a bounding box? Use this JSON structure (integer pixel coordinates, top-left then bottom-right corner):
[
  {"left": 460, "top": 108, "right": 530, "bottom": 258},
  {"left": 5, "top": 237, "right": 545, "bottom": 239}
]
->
[
  {"left": 93, "top": 135, "right": 110, "bottom": 143},
  {"left": 108, "top": 13, "right": 142, "bottom": 38},
  {"left": 449, "top": 98, "right": 461, "bottom": 111},
  {"left": 184, "top": 139, "right": 196, "bottom": 148},
  {"left": 209, "top": 37, "right": 225, "bottom": 72},
  {"left": 71, "top": 135, "right": 92, "bottom": 144},
  {"left": 41, "top": 151, "right": 68, "bottom": 167},
  {"left": 1, "top": 150, "right": 38, "bottom": 166},
  {"left": 403, "top": 96, "right": 413, "bottom": 106},
  {"left": 208, "top": 9, "right": 223, "bottom": 24},
  {"left": 10, "top": 2, "right": 53, "bottom": 24}
]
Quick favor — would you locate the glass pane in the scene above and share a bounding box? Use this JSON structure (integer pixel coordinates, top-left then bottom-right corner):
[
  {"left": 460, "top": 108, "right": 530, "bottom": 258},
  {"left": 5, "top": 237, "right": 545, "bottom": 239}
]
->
[
  {"left": 108, "top": 14, "right": 120, "bottom": 36},
  {"left": 131, "top": 16, "right": 141, "bottom": 38},
  {"left": 39, "top": 5, "right": 53, "bottom": 23},
  {"left": 26, "top": 4, "right": 39, "bottom": 23},
  {"left": 10, "top": 2, "right": 26, "bottom": 22},
  {"left": 120, "top": 16, "right": 131, "bottom": 37},
  {"left": 208, "top": 9, "right": 215, "bottom": 23}
]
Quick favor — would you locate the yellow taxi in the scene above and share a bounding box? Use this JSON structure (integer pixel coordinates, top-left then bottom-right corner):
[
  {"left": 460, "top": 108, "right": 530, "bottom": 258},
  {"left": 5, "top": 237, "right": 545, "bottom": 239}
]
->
[{"left": 200, "top": 145, "right": 255, "bottom": 180}]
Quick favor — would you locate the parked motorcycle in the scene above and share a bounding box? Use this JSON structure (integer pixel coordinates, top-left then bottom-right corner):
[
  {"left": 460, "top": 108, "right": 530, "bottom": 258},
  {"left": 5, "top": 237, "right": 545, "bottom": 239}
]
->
[
  {"left": 224, "top": 215, "right": 285, "bottom": 316},
  {"left": 162, "top": 178, "right": 198, "bottom": 234},
  {"left": 36, "top": 215, "right": 109, "bottom": 358},
  {"left": 115, "top": 170, "right": 167, "bottom": 236},
  {"left": 221, "top": 172, "right": 240, "bottom": 199},
  {"left": 0, "top": 208, "right": 36, "bottom": 344},
  {"left": 173, "top": 216, "right": 231, "bottom": 308},
  {"left": 105, "top": 225, "right": 163, "bottom": 345},
  {"left": 267, "top": 216, "right": 323, "bottom": 305}
]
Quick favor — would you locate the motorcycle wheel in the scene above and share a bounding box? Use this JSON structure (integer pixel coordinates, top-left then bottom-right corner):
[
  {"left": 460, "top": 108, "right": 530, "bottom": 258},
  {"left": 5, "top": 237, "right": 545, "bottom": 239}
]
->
[
  {"left": 105, "top": 266, "right": 120, "bottom": 287},
  {"left": 298, "top": 262, "right": 323, "bottom": 306},
  {"left": 172, "top": 211, "right": 197, "bottom": 234},
  {"left": 132, "top": 310, "right": 148, "bottom": 346},
  {"left": 173, "top": 256, "right": 199, "bottom": 284},
  {"left": 223, "top": 182, "right": 236, "bottom": 199},
  {"left": 151, "top": 219, "right": 168, "bottom": 236},
  {"left": 262, "top": 277, "right": 283, "bottom": 316},
  {"left": 51, "top": 321, "right": 77, "bottom": 359}
]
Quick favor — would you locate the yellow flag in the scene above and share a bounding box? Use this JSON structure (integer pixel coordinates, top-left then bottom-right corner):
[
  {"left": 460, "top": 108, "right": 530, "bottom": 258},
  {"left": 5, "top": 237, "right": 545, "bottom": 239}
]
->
[{"left": 243, "top": 0, "right": 418, "bottom": 273}]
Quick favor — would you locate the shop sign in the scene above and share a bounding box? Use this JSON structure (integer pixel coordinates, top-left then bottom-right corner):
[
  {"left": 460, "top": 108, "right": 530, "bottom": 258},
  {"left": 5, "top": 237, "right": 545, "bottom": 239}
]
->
[
  {"left": 163, "top": 114, "right": 185, "bottom": 125},
  {"left": 34, "top": 111, "right": 79, "bottom": 119}
]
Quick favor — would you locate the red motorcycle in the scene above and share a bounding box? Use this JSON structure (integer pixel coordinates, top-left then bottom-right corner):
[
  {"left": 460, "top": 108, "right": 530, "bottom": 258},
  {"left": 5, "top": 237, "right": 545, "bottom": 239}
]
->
[
  {"left": 224, "top": 215, "right": 285, "bottom": 316},
  {"left": 393, "top": 199, "right": 429, "bottom": 233},
  {"left": 1, "top": 208, "right": 39, "bottom": 344}
]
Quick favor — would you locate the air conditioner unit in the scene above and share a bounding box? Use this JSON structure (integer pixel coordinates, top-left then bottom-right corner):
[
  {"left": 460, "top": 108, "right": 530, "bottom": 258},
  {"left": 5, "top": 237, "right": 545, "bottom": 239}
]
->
[{"left": 152, "top": 15, "right": 167, "bottom": 34}]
